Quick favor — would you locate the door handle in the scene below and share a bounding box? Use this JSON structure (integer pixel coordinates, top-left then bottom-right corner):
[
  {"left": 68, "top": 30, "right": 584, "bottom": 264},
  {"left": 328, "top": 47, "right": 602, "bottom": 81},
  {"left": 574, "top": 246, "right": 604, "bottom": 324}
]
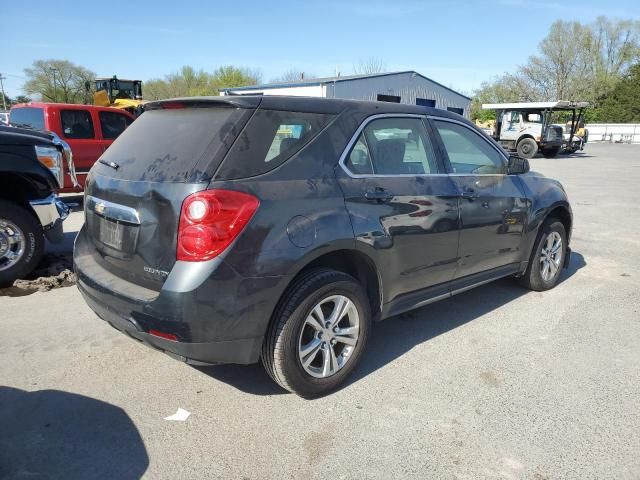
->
[
  {"left": 460, "top": 187, "right": 479, "bottom": 199},
  {"left": 365, "top": 189, "right": 393, "bottom": 202}
]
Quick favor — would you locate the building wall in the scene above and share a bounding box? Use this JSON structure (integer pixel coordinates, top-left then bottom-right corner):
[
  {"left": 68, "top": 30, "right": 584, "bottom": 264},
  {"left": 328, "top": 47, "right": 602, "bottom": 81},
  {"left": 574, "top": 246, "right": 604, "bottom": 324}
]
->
[
  {"left": 223, "top": 72, "right": 471, "bottom": 118},
  {"left": 586, "top": 123, "right": 640, "bottom": 144},
  {"left": 326, "top": 72, "right": 471, "bottom": 117}
]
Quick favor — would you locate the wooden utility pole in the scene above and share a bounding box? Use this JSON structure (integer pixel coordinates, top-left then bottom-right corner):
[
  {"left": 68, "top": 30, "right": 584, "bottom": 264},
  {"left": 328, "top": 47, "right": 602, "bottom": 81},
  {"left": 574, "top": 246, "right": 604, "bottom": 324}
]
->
[{"left": 0, "top": 74, "right": 7, "bottom": 111}]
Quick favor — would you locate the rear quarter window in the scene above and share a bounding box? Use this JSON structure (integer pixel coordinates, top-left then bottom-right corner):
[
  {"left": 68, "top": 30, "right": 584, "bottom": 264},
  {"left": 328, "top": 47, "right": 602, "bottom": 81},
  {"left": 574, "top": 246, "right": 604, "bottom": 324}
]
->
[
  {"left": 216, "top": 109, "right": 335, "bottom": 180},
  {"left": 9, "top": 107, "right": 45, "bottom": 130}
]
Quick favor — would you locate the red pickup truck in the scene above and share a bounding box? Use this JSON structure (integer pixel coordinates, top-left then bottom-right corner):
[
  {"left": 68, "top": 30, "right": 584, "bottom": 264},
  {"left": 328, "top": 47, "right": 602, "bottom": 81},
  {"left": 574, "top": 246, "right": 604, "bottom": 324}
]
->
[{"left": 9, "top": 103, "right": 134, "bottom": 192}]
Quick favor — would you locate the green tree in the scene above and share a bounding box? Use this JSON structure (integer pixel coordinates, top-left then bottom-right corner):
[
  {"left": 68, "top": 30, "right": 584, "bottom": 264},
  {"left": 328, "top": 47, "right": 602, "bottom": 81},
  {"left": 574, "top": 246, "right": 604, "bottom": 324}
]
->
[
  {"left": 13, "top": 95, "right": 32, "bottom": 105},
  {"left": 144, "top": 65, "right": 261, "bottom": 101},
  {"left": 144, "top": 66, "right": 214, "bottom": 101},
  {"left": 473, "top": 17, "right": 640, "bottom": 116},
  {"left": 470, "top": 74, "right": 532, "bottom": 122},
  {"left": 520, "top": 20, "right": 593, "bottom": 101},
  {"left": 211, "top": 66, "right": 260, "bottom": 90},
  {"left": 1, "top": 92, "right": 10, "bottom": 110},
  {"left": 23, "top": 59, "right": 95, "bottom": 103},
  {"left": 592, "top": 63, "right": 640, "bottom": 122}
]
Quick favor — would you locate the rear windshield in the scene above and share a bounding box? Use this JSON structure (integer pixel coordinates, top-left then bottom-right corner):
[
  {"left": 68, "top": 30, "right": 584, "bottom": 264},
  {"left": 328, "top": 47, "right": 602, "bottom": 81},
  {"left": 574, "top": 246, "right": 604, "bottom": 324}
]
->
[
  {"left": 10, "top": 107, "right": 45, "bottom": 130},
  {"left": 95, "top": 107, "right": 248, "bottom": 182},
  {"left": 216, "top": 109, "right": 335, "bottom": 179}
]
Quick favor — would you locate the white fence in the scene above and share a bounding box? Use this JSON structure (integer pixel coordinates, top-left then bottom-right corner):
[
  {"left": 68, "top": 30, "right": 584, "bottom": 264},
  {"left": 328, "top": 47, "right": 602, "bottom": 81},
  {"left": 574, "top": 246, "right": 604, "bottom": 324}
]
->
[{"left": 586, "top": 124, "right": 640, "bottom": 143}]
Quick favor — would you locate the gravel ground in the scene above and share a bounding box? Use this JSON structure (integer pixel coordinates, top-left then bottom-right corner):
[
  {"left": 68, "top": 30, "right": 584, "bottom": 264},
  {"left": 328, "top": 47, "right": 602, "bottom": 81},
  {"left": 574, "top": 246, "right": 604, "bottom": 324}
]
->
[{"left": 1, "top": 144, "right": 639, "bottom": 480}]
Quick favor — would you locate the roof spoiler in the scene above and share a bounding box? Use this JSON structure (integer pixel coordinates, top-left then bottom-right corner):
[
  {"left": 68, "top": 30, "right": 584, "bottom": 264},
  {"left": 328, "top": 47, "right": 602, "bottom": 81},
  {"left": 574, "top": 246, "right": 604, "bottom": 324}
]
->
[
  {"left": 482, "top": 101, "right": 589, "bottom": 111},
  {"left": 145, "top": 96, "right": 262, "bottom": 111}
]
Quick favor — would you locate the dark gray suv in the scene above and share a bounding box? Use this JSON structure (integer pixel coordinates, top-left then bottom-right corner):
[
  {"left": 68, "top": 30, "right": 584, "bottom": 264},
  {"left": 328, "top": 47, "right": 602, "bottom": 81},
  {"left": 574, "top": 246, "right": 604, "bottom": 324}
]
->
[{"left": 74, "top": 96, "right": 572, "bottom": 397}]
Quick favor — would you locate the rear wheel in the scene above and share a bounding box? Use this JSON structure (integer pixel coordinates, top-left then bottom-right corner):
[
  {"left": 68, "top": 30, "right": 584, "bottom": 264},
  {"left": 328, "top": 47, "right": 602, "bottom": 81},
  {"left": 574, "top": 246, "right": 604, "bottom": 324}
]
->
[
  {"left": 541, "top": 146, "right": 561, "bottom": 158},
  {"left": 517, "top": 138, "right": 538, "bottom": 159},
  {"left": 262, "top": 268, "right": 371, "bottom": 398},
  {"left": 0, "top": 201, "right": 44, "bottom": 288},
  {"left": 518, "top": 219, "right": 566, "bottom": 291}
]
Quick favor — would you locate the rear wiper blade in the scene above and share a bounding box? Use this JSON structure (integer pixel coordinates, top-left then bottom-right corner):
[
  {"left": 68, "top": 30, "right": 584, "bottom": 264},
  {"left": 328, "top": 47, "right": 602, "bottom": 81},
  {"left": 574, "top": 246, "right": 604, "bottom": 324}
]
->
[{"left": 98, "top": 159, "right": 120, "bottom": 170}]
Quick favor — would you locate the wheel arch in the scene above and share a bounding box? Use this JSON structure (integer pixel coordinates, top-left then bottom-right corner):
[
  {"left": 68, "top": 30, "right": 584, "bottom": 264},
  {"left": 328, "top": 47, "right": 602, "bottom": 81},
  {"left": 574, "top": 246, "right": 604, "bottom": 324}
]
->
[
  {"left": 272, "top": 248, "right": 383, "bottom": 327},
  {"left": 0, "top": 172, "right": 48, "bottom": 217},
  {"left": 545, "top": 204, "right": 572, "bottom": 243},
  {"left": 516, "top": 134, "right": 537, "bottom": 145}
]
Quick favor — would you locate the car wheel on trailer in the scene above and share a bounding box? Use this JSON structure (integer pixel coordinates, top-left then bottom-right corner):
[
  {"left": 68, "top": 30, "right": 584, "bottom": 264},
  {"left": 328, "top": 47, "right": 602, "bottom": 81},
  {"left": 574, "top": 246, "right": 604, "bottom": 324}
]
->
[
  {"left": 517, "top": 138, "right": 538, "bottom": 159},
  {"left": 0, "top": 201, "right": 44, "bottom": 288},
  {"left": 262, "top": 268, "right": 371, "bottom": 398}
]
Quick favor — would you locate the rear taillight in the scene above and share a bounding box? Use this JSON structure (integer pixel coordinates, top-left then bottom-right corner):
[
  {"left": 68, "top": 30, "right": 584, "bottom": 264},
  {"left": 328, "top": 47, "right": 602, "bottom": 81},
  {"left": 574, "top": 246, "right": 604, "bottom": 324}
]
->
[
  {"left": 177, "top": 189, "right": 259, "bottom": 262},
  {"left": 149, "top": 329, "right": 178, "bottom": 342}
]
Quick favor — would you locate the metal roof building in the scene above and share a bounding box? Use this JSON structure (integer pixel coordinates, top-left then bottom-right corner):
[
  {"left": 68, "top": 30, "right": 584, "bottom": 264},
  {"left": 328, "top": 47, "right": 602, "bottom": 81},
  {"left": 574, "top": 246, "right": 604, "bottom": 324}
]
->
[{"left": 221, "top": 71, "right": 472, "bottom": 118}]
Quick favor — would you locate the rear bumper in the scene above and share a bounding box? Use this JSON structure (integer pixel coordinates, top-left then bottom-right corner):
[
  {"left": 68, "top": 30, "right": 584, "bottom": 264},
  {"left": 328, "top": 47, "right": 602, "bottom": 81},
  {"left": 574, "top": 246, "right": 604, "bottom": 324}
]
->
[
  {"left": 78, "top": 278, "right": 263, "bottom": 365},
  {"left": 74, "top": 226, "right": 286, "bottom": 365}
]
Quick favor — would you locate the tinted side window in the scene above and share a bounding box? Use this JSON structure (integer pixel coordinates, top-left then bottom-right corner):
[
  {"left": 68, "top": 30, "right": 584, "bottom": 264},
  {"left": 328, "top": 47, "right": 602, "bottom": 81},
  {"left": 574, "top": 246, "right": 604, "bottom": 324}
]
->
[
  {"left": 433, "top": 120, "right": 506, "bottom": 174},
  {"left": 217, "top": 109, "right": 335, "bottom": 180},
  {"left": 9, "top": 107, "right": 45, "bottom": 130},
  {"left": 364, "top": 117, "right": 437, "bottom": 175},
  {"left": 61, "top": 110, "right": 95, "bottom": 139},
  {"left": 99, "top": 111, "right": 133, "bottom": 140}
]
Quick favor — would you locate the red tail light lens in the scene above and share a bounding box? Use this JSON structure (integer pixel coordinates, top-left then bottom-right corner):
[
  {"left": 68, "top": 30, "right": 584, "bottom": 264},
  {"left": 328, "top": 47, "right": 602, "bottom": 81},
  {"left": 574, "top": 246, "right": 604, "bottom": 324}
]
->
[
  {"left": 177, "top": 189, "right": 259, "bottom": 261},
  {"left": 149, "top": 329, "right": 178, "bottom": 342}
]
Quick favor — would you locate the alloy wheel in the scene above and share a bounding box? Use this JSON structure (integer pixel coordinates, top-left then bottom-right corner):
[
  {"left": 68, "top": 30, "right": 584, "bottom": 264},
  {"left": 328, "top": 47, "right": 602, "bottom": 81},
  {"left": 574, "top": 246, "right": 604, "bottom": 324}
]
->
[
  {"left": 539, "top": 231, "right": 563, "bottom": 282},
  {"left": 298, "top": 295, "right": 360, "bottom": 378}
]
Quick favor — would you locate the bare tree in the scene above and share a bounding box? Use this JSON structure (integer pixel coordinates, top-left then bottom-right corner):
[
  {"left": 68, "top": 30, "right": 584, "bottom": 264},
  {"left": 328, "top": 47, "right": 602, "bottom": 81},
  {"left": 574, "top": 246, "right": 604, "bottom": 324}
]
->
[
  {"left": 270, "top": 68, "right": 316, "bottom": 83},
  {"left": 353, "top": 57, "right": 387, "bottom": 75}
]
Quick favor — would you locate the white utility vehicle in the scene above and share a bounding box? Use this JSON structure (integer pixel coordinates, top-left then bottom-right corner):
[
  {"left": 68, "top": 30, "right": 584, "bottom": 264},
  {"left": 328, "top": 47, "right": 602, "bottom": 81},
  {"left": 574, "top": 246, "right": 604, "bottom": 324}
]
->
[{"left": 482, "top": 101, "right": 588, "bottom": 159}]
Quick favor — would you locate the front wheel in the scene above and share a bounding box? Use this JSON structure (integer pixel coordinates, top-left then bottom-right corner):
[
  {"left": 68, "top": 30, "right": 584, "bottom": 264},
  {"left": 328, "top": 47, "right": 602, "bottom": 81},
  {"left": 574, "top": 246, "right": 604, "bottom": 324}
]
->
[
  {"left": 517, "top": 138, "right": 538, "bottom": 159},
  {"left": 0, "top": 201, "right": 45, "bottom": 288},
  {"left": 518, "top": 219, "right": 566, "bottom": 291},
  {"left": 262, "top": 268, "right": 371, "bottom": 398}
]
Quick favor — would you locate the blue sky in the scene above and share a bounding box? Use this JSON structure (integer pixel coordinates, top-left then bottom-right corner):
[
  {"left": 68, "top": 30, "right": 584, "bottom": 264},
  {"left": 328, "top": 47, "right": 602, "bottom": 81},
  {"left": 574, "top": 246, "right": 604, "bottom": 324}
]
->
[{"left": 2, "top": 0, "right": 639, "bottom": 99}]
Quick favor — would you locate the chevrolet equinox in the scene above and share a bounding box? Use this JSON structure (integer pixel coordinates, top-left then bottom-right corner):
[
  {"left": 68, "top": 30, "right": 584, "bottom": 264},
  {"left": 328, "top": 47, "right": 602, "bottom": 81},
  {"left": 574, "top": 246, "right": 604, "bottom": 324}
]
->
[{"left": 74, "top": 96, "right": 572, "bottom": 397}]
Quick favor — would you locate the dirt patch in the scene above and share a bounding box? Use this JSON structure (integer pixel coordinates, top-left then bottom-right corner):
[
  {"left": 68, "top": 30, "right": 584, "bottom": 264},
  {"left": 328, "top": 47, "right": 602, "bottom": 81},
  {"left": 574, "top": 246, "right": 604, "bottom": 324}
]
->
[{"left": 0, "top": 253, "right": 76, "bottom": 297}]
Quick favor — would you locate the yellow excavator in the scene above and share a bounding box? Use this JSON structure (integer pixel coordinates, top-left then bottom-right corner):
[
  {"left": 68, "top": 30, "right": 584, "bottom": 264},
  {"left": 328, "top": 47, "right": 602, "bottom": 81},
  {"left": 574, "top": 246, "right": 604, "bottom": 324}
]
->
[{"left": 92, "top": 76, "right": 143, "bottom": 115}]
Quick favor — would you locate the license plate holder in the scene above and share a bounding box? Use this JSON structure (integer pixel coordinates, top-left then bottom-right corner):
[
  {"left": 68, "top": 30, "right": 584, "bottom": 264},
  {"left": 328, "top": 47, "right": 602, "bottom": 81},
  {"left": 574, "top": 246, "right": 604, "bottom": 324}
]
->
[{"left": 98, "top": 218, "right": 125, "bottom": 250}]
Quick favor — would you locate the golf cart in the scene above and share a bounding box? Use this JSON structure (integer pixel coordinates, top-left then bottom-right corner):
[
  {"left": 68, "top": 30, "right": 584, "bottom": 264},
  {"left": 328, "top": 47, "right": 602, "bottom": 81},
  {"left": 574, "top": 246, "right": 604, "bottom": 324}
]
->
[{"left": 482, "top": 101, "right": 589, "bottom": 159}]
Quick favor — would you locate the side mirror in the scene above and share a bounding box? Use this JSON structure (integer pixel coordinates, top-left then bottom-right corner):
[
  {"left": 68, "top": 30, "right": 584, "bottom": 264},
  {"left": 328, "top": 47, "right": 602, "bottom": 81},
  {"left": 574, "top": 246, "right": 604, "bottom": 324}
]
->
[{"left": 507, "top": 155, "right": 530, "bottom": 175}]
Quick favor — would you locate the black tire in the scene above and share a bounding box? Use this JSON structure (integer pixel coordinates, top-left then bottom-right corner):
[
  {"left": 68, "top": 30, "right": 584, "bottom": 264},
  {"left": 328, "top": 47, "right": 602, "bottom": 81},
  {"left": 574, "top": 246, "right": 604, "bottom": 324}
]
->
[
  {"left": 0, "top": 201, "right": 45, "bottom": 288},
  {"left": 518, "top": 219, "right": 566, "bottom": 292},
  {"left": 262, "top": 268, "right": 371, "bottom": 398},
  {"left": 517, "top": 138, "right": 538, "bottom": 159},
  {"left": 541, "top": 146, "right": 561, "bottom": 158}
]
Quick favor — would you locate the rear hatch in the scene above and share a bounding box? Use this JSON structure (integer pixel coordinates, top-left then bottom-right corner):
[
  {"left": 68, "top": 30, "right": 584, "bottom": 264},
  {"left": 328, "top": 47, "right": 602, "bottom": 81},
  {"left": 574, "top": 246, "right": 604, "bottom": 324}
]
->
[{"left": 81, "top": 98, "right": 258, "bottom": 292}]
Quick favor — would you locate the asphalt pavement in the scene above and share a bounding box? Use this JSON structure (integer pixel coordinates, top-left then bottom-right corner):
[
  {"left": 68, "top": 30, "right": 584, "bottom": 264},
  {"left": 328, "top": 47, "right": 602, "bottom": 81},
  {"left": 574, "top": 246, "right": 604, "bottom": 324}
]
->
[{"left": 1, "top": 143, "right": 639, "bottom": 479}]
